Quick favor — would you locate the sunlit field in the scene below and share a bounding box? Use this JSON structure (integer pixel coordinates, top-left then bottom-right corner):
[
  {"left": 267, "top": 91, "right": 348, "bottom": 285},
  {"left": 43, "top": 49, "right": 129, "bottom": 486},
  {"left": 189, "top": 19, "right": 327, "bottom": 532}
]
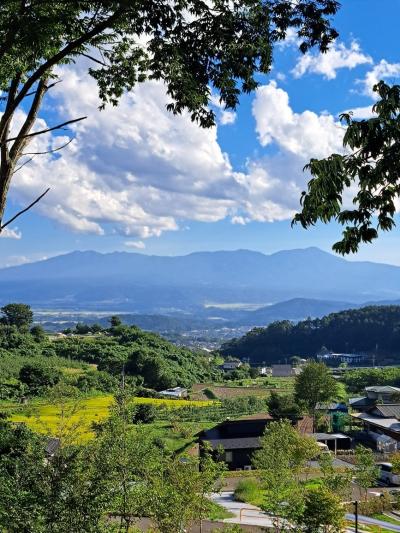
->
[{"left": 10, "top": 395, "right": 215, "bottom": 442}]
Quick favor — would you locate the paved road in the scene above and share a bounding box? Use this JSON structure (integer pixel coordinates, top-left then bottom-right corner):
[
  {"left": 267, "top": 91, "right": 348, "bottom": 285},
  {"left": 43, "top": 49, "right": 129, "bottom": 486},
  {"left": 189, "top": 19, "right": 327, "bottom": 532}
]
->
[
  {"left": 346, "top": 513, "right": 400, "bottom": 531},
  {"left": 212, "top": 491, "right": 400, "bottom": 532},
  {"left": 210, "top": 492, "right": 275, "bottom": 527}
]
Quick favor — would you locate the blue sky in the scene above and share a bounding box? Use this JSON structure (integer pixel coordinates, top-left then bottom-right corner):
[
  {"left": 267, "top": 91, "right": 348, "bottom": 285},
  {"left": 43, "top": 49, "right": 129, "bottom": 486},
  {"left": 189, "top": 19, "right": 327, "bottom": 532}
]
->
[{"left": 2, "top": 0, "right": 400, "bottom": 267}]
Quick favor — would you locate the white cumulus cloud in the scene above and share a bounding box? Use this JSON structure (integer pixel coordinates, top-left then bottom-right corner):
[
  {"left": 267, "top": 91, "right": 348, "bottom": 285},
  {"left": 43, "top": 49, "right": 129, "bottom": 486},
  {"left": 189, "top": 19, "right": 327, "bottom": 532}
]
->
[
  {"left": 292, "top": 40, "right": 372, "bottom": 80},
  {"left": 359, "top": 59, "right": 400, "bottom": 98},
  {"left": 7, "top": 67, "right": 348, "bottom": 239}
]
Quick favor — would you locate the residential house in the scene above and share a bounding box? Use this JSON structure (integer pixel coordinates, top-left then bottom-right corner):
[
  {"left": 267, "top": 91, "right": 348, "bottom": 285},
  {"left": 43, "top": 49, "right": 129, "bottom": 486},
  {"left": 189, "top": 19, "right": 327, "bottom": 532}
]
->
[
  {"left": 159, "top": 386, "right": 188, "bottom": 398},
  {"left": 221, "top": 361, "right": 242, "bottom": 371},
  {"left": 350, "top": 388, "right": 400, "bottom": 452},
  {"left": 351, "top": 405, "right": 400, "bottom": 452},
  {"left": 271, "top": 364, "right": 294, "bottom": 377},
  {"left": 199, "top": 413, "right": 274, "bottom": 470},
  {"left": 349, "top": 386, "right": 400, "bottom": 411},
  {"left": 199, "top": 413, "right": 312, "bottom": 470}
]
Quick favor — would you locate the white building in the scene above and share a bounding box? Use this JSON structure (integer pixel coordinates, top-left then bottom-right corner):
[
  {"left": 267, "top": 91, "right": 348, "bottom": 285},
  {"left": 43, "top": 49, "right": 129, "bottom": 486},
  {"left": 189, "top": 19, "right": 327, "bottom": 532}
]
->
[
  {"left": 159, "top": 387, "right": 188, "bottom": 398},
  {"left": 221, "top": 361, "right": 242, "bottom": 371},
  {"left": 317, "top": 352, "right": 367, "bottom": 364}
]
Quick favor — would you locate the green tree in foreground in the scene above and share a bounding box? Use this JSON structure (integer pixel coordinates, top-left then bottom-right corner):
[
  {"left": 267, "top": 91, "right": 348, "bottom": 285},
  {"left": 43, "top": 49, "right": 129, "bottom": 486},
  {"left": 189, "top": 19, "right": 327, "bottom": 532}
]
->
[
  {"left": 252, "top": 420, "right": 320, "bottom": 529},
  {"left": 0, "top": 1, "right": 339, "bottom": 231},
  {"left": 354, "top": 445, "right": 379, "bottom": 500},
  {"left": 300, "top": 486, "right": 345, "bottom": 533},
  {"left": 294, "top": 82, "right": 400, "bottom": 254},
  {"left": 0, "top": 303, "right": 33, "bottom": 330},
  {"left": 294, "top": 361, "right": 338, "bottom": 429},
  {"left": 319, "top": 451, "right": 352, "bottom": 500}
]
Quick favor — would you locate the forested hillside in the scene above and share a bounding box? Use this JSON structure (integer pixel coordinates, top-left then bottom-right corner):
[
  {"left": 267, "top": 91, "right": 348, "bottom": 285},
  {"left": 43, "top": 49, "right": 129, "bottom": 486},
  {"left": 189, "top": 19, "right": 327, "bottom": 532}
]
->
[
  {"left": 0, "top": 304, "right": 218, "bottom": 400},
  {"left": 220, "top": 306, "right": 400, "bottom": 364}
]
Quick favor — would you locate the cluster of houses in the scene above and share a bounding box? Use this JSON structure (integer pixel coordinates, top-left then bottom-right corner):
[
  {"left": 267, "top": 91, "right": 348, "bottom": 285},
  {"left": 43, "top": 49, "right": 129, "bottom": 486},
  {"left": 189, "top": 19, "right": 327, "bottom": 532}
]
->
[{"left": 198, "top": 384, "right": 400, "bottom": 470}]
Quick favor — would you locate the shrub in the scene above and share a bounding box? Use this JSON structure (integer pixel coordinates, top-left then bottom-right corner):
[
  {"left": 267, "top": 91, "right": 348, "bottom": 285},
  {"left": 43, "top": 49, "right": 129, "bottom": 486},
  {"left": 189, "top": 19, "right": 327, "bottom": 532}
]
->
[
  {"left": 234, "top": 478, "right": 262, "bottom": 505},
  {"left": 19, "top": 364, "right": 61, "bottom": 395},
  {"left": 132, "top": 403, "right": 157, "bottom": 424}
]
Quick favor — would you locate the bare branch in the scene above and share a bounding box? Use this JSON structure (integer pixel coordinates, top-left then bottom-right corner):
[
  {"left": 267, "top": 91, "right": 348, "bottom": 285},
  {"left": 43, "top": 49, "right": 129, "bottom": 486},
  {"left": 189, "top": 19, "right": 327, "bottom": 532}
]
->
[
  {"left": 81, "top": 52, "right": 108, "bottom": 67},
  {"left": 0, "top": 188, "right": 50, "bottom": 231},
  {"left": 22, "top": 79, "right": 63, "bottom": 99},
  {"left": 13, "top": 157, "right": 34, "bottom": 174},
  {"left": 2, "top": 116, "right": 87, "bottom": 147},
  {"left": 23, "top": 137, "right": 75, "bottom": 156}
]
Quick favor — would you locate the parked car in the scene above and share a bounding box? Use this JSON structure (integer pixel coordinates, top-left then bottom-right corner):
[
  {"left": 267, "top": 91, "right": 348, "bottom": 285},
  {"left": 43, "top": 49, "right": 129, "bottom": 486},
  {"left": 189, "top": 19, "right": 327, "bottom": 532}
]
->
[{"left": 377, "top": 462, "right": 400, "bottom": 486}]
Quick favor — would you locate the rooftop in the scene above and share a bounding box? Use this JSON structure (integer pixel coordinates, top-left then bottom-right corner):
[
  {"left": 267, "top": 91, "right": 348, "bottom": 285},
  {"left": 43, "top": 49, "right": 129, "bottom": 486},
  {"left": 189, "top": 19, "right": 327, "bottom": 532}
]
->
[
  {"left": 352, "top": 413, "right": 400, "bottom": 433},
  {"left": 365, "top": 386, "right": 400, "bottom": 394},
  {"left": 310, "top": 433, "right": 351, "bottom": 441},
  {"left": 373, "top": 404, "right": 400, "bottom": 419},
  {"left": 204, "top": 436, "right": 261, "bottom": 450}
]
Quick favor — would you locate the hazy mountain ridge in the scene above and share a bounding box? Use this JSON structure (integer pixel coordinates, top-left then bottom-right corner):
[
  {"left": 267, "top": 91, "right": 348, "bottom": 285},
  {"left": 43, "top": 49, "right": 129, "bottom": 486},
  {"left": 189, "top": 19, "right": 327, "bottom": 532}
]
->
[{"left": 1, "top": 247, "right": 400, "bottom": 314}]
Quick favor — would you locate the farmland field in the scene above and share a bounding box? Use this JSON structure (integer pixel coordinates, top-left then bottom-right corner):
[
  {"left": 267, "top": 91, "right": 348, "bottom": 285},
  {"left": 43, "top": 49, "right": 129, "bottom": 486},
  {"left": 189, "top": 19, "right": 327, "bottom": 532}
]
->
[
  {"left": 191, "top": 377, "right": 294, "bottom": 400},
  {"left": 9, "top": 395, "right": 215, "bottom": 442}
]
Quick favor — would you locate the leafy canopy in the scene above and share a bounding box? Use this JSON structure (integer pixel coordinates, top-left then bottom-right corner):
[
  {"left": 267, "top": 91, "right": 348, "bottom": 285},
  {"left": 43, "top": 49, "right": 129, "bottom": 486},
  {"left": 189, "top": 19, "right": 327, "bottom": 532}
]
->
[
  {"left": 0, "top": 303, "right": 33, "bottom": 330},
  {"left": 294, "top": 361, "right": 338, "bottom": 413},
  {"left": 0, "top": 0, "right": 340, "bottom": 227},
  {"left": 294, "top": 81, "right": 400, "bottom": 254}
]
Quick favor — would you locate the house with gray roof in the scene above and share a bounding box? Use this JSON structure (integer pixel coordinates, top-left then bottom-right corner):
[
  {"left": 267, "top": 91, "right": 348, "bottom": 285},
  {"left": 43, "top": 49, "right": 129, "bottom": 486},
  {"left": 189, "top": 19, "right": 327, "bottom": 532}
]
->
[{"left": 349, "top": 386, "right": 400, "bottom": 451}]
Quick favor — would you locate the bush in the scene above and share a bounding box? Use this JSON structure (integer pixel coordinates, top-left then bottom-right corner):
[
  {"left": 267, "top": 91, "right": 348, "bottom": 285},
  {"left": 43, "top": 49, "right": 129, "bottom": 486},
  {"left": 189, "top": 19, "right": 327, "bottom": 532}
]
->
[
  {"left": 132, "top": 404, "right": 157, "bottom": 424},
  {"left": 234, "top": 478, "right": 262, "bottom": 505},
  {"left": 19, "top": 364, "right": 61, "bottom": 395},
  {"left": 76, "top": 371, "right": 118, "bottom": 393}
]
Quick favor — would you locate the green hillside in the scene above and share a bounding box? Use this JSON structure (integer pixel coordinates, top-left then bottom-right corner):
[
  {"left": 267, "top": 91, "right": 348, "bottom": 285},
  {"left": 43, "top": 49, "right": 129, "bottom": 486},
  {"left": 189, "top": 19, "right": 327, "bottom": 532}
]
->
[{"left": 220, "top": 305, "right": 400, "bottom": 364}]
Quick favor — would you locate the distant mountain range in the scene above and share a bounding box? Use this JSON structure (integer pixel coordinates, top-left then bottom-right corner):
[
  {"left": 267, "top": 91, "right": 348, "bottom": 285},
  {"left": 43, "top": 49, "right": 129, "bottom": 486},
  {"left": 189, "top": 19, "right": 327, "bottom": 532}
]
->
[{"left": 1, "top": 248, "right": 400, "bottom": 323}]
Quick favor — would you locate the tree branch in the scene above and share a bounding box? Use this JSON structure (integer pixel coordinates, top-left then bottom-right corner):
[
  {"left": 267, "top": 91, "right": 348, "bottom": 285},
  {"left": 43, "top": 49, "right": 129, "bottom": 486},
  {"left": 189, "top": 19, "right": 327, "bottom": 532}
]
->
[
  {"left": 22, "top": 79, "right": 63, "bottom": 99},
  {"left": 8, "top": 9, "right": 124, "bottom": 119},
  {"left": 0, "top": 188, "right": 50, "bottom": 231},
  {"left": 2, "top": 117, "right": 87, "bottom": 147},
  {"left": 9, "top": 78, "right": 48, "bottom": 160},
  {"left": 22, "top": 137, "right": 75, "bottom": 156},
  {"left": 80, "top": 52, "right": 108, "bottom": 67},
  {"left": 13, "top": 157, "right": 34, "bottom": 174}
]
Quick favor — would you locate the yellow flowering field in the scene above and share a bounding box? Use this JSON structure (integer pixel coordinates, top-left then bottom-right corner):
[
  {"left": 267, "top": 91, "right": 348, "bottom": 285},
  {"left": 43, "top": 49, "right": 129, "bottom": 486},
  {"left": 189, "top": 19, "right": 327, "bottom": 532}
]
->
[{"left": 10, "top": 394, "right": 215, "bottom": 441}]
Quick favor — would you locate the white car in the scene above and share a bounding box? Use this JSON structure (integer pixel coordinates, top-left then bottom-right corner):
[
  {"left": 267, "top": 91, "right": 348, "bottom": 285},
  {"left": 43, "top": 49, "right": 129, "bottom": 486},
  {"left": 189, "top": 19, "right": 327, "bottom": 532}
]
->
[{"left": 377, "top": 462, "right": 400, "bottom": 486}]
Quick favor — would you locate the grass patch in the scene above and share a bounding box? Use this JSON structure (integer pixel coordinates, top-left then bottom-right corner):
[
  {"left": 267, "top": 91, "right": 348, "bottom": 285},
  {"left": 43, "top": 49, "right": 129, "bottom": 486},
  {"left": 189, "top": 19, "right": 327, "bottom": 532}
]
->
[
  {"left": 372, "top": 513, "right": 400, "bottom": 525},
  {"left": 234, "top": 478, "right": 265, "bottom": 507},
  {"left": 206, "top": 501, "right": 235, "bottom": 520}
]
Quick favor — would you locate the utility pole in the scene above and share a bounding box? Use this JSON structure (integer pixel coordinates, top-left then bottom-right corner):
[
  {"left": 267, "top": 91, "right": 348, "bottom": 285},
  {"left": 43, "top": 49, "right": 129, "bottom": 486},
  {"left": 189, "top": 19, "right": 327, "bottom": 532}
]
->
[
  {"left": 353, "top": 500, "right": 358, "bottom": 532},
  {"left": 121, "top": 362, "right": 125, "bottom": 390}
]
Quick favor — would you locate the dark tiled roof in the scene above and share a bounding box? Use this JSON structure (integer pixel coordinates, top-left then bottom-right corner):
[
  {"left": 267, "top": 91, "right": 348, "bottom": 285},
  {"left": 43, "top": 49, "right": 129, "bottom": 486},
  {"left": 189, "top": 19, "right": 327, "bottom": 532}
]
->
[
  {"left": 349, "top": 397, "right": 375, "bottom": 408},
  {"left": 373, "top": 404, "right": 400, "bottom": 419},
  {"left": 203, "top": 437, "right": 261, "bottom": 450}
]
